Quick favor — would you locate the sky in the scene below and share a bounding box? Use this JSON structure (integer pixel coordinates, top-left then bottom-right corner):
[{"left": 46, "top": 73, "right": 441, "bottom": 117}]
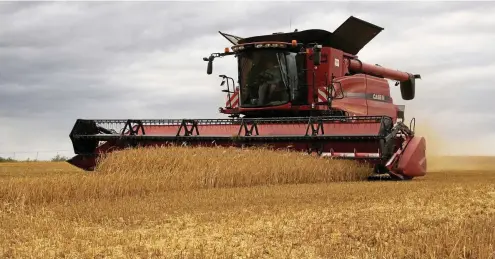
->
[{"left": 1, "top": 1, "right": 494, "bottom": 160}]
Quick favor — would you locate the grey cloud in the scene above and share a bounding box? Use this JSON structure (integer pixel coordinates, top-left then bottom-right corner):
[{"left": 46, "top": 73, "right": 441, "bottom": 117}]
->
[
  {"left": 0, "top": 2, "right": 44, "bottom": 15},
  {"left": 452, "top": 88, "right": 495, "bottom": 113},
  {"left": 0, "top": 1, "right": 314, "bottom": 119},
  {"left": 0, "top": 1, "right": 494, "bottom": 157}
]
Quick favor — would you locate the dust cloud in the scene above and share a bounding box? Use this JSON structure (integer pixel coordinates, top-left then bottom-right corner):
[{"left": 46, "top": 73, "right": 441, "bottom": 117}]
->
[{"left": 414, "top": 121, "right": 495, "bottom": 172}]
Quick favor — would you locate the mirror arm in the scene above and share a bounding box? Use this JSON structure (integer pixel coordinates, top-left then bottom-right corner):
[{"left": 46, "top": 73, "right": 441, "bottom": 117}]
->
[
  {"left": 203, "top": 51, "right": 235, "bottom": 61},
  {"left": 203, "top": 52, "right": 236, "bottom": 75}
]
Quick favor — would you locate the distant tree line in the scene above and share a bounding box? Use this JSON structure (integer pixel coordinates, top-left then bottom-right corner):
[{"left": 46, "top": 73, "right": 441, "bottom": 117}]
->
[
  {"left": 0, "top": 157, "right": 17, "bottom": 162},
  {"left": 0, "top": 154, "right": 69, "bottom": 162}
]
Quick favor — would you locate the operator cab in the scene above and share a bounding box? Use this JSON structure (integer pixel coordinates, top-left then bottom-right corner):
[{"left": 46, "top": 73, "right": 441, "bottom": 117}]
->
[
  {"left": 205, "top": 16, "right": 385, "bottom": 118},
  {"left": 237, "top": 48, "right": 306, "bottom": 108},
  {"left": 203, "top": 37, "right": 313, "bottom": 118}
]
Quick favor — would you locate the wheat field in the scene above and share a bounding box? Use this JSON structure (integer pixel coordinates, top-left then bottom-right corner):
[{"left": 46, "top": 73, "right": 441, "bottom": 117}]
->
[{"left": 1, "top": 146, "right": 494, "bottom": 258}]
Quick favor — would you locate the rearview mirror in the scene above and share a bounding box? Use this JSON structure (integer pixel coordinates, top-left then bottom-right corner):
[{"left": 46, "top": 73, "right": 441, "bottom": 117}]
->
[
  {"left": 207, "top": 59, "right": 213, "bottom": 75},
  {"left": 204, "top": 56, "right": 214, "bottom": 75}
]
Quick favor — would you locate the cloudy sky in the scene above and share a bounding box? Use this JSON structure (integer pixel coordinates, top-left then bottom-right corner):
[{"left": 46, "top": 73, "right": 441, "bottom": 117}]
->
[{"left": 1, "top": 1, "right": 494, "bottom": 160}]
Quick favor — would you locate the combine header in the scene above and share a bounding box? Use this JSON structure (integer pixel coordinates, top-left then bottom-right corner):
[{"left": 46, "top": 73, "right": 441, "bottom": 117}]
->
[{"left": 68, "top": 16, "right": 426, "bottom": 180}]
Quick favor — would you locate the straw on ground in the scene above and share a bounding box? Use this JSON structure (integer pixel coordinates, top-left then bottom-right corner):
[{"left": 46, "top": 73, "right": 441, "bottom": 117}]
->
[{"left": 0, "top": 147, "right": 494, "bottom": 258}]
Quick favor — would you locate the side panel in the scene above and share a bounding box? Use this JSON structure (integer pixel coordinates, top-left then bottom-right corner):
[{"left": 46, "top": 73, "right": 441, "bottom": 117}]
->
[
  {"left": 396, "top": 136, "right": 427, "bottom": 177},
  {"left": 332, "top": 74, "right": 368, "bottom": 116},
  {"left": 311, "top": 47, "right": 345, "bottom": 107},
  {"left": 365, "top": 76, "right": 396, "bottom": 120},
  {"left": 328, "top": 48, "right": 344, "bottom": 78},
  {"left": 307, "top": 48, "right": 331, "bottom": 105}
]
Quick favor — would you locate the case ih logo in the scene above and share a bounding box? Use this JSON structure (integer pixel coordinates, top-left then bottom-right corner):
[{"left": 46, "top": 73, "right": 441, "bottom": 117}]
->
[{"left": 372, "top": 94, "right": 385, "bottom": 101}]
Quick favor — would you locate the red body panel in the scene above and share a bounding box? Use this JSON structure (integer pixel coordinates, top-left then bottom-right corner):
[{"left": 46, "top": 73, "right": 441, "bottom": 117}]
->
[
  {"left": 332, "top": 75, "right": 368, "bottom": 116},
  {"left": 331, "top": 74, "right": 396, "bottom": 120},
  {"left": 397, "top": 136, "right": 427, "bottom": 177},
  {"left": 365, "top": 76, "right": 396, "bottom": 119},
  {"left": 328, "top": 48, "right": 344, "bottom": 79}
]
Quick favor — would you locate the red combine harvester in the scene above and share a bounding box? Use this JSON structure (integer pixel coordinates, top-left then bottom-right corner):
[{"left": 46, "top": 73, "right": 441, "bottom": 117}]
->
[{"left": 68, "top": 16, "right": 426, "bottom": 180}]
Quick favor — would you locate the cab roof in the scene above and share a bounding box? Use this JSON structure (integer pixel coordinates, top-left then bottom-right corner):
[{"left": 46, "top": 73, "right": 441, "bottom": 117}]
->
[{"left": 219, "top": 16, "right": 384, "bottom": 55}]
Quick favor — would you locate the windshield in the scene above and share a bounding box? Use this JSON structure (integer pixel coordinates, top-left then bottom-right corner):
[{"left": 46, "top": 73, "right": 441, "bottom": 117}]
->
[{"left": 238, "top": 49, "right": 292, "bottom": 107}]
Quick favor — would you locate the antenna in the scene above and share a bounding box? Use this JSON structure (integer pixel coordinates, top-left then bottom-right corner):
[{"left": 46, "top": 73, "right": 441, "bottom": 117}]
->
[{"left": 289, "top": 0, "right": 292, "bottom": 32}]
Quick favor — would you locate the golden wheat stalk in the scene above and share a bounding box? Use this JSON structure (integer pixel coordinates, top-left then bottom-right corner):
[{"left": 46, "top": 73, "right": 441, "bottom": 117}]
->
[{"left": 0, "top": 146, "right": 369, "bottom": 206}]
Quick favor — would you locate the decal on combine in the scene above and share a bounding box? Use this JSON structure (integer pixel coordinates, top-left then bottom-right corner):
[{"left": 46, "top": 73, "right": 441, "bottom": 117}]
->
[
  {"left": 372, "top": 94, "right": 385, "bottom": 101},
  {"left": 226, "top": 91, "right": 239, "bottom": 108},
  {"left": 344, "top": 92, "right": 393, "bottom": 103},
  {"left": 317, "top": 87, "right": 329, "bottom": 103}
]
